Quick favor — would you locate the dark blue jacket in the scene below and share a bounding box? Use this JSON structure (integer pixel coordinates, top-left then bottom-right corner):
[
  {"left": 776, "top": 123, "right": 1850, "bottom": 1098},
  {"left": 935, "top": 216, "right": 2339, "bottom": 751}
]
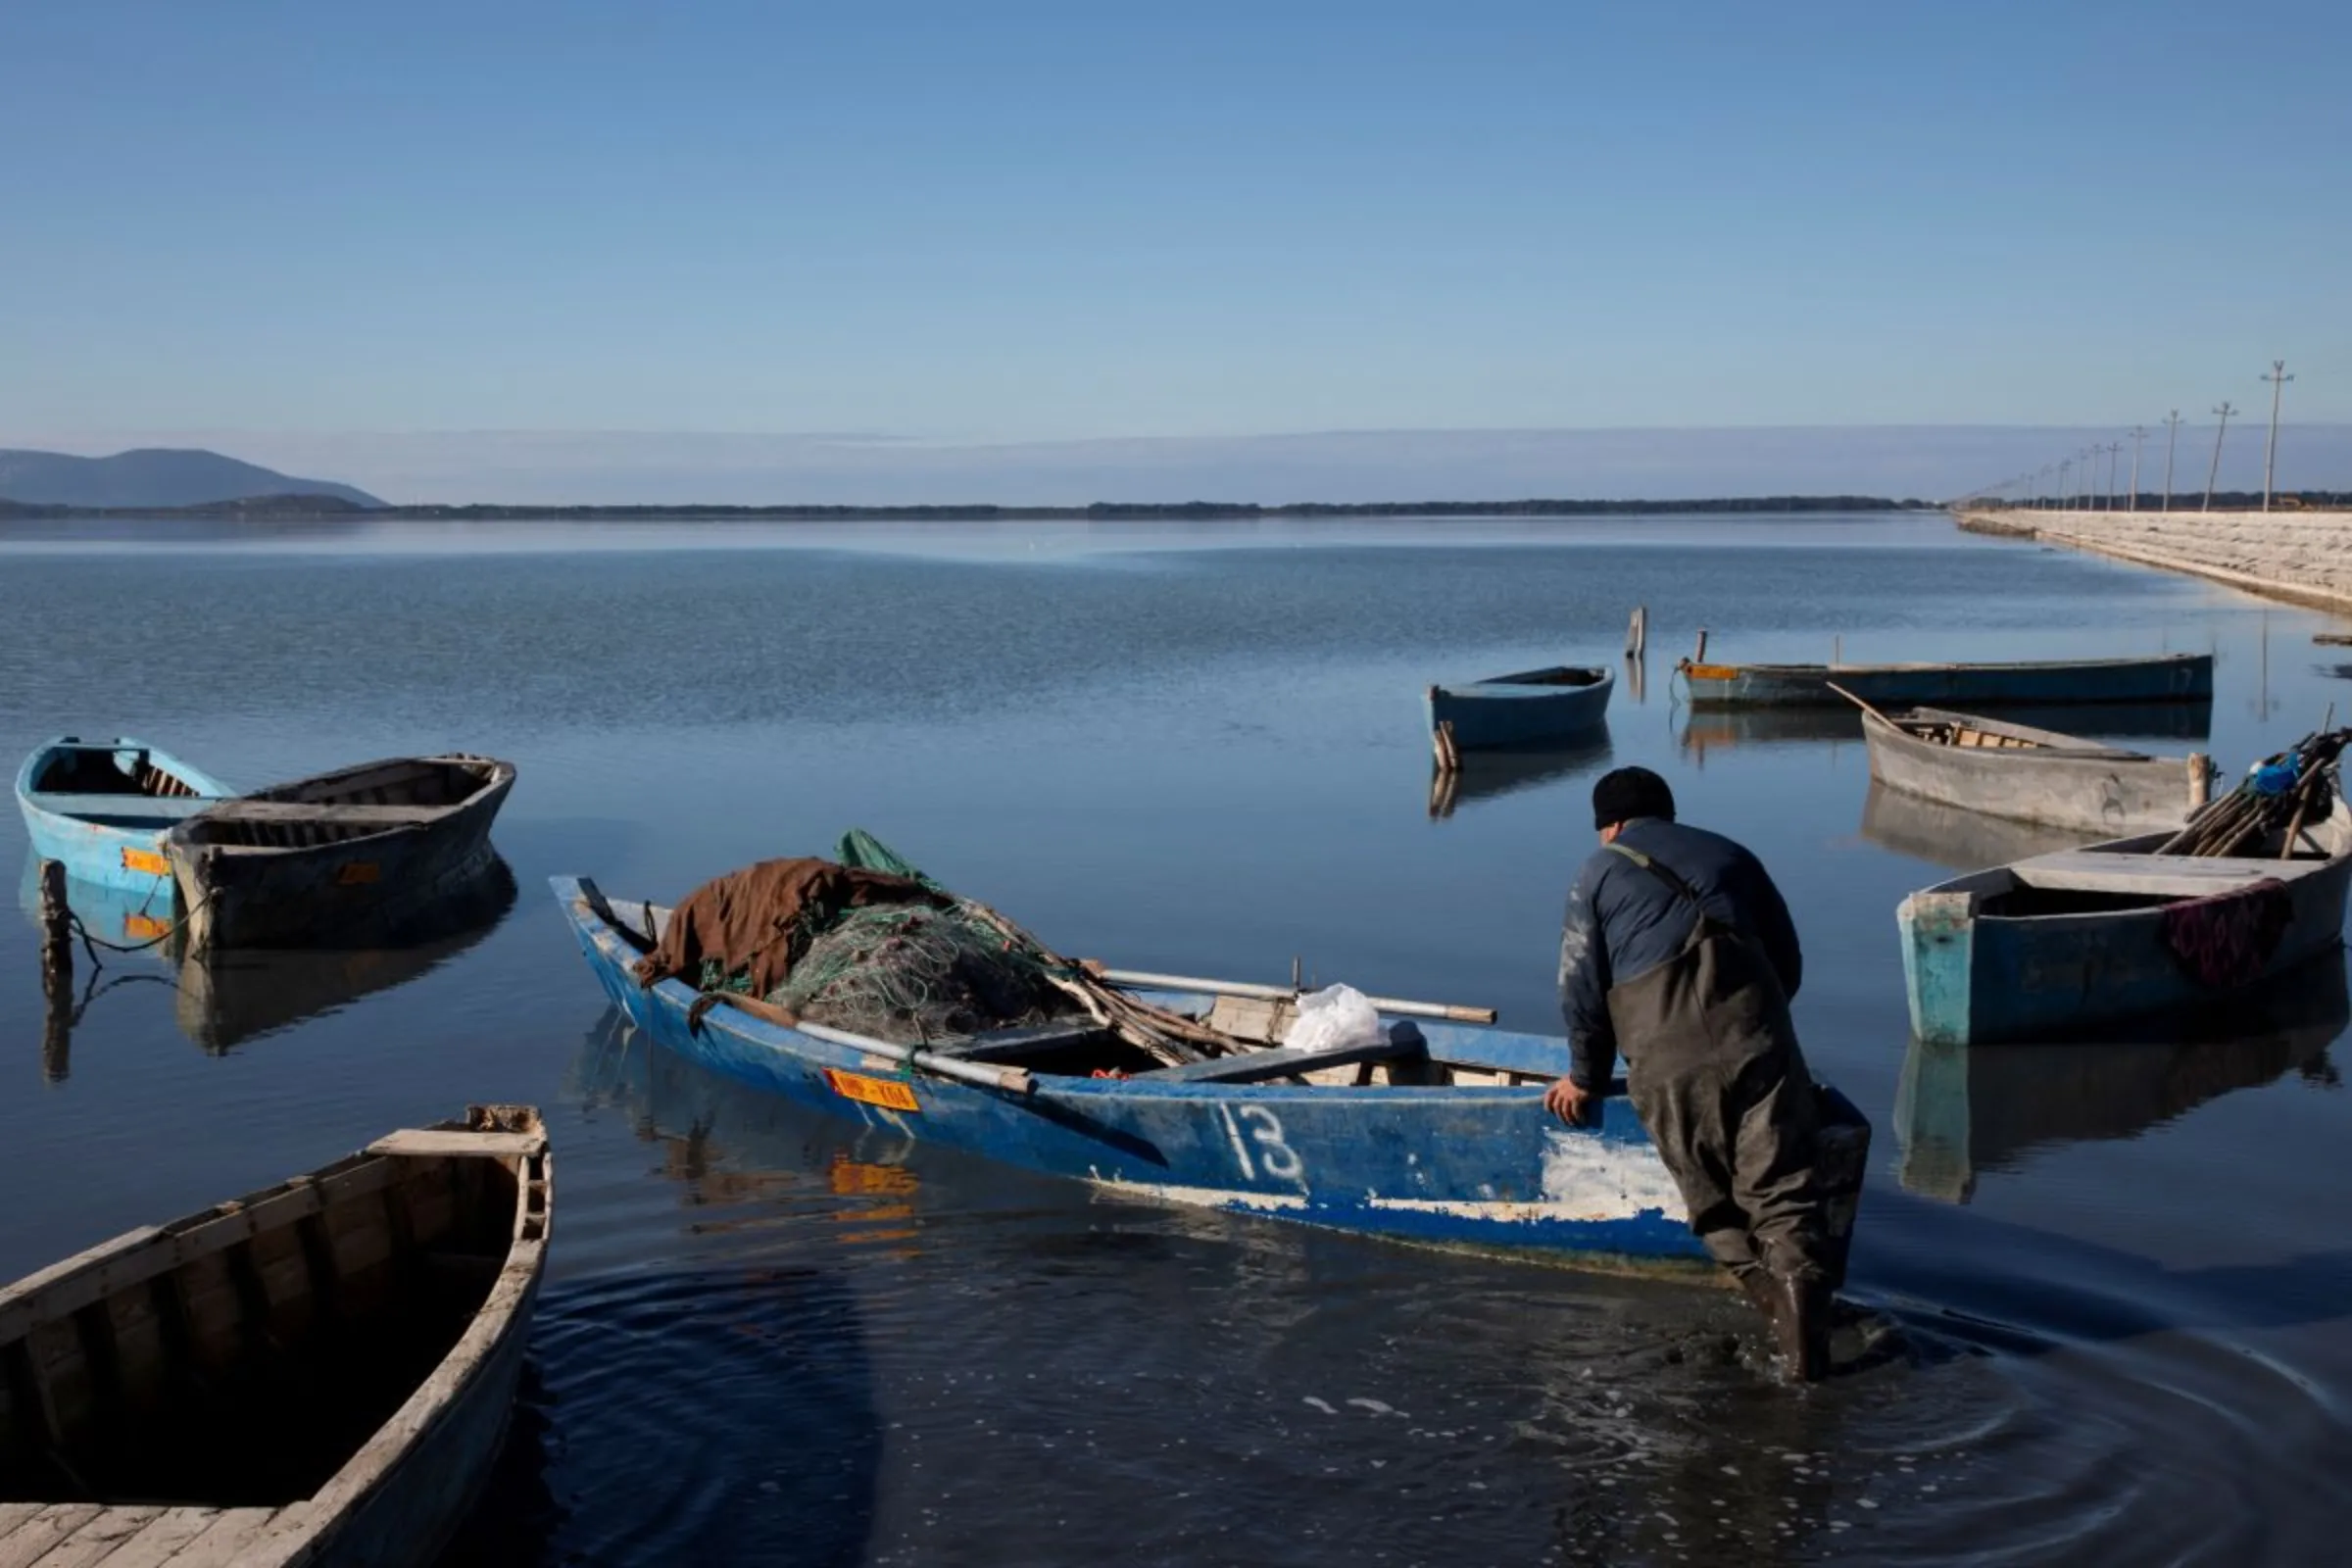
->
[{"left": 1557, "top": 816, "right": 1803, "bottom": 1090}]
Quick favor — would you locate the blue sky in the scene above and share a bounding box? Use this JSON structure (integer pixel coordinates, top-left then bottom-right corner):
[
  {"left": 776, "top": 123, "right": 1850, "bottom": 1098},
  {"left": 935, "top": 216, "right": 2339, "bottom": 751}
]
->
[{"left": 1, "top": 2, "right": 2344, "bottom": 496}]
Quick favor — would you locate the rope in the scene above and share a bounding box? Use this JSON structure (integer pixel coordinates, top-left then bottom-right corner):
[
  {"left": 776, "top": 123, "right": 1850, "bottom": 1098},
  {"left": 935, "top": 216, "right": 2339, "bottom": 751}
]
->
[{"left": 65, "top": 891, "right": 211, "bottom": 971}]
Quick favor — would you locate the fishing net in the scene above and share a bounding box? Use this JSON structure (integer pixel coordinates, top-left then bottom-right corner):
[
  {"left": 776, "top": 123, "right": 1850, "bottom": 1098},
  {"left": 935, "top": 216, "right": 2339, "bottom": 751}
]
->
[{"left": 767, "top": 903, "right": 1079, "bottom": 1044}]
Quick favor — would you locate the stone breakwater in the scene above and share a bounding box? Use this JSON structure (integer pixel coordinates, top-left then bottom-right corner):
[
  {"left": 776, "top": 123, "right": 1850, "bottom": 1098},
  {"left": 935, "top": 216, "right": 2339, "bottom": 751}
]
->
[{"left": 1956, "top": 509, "right": 2352, "bottom": 614}]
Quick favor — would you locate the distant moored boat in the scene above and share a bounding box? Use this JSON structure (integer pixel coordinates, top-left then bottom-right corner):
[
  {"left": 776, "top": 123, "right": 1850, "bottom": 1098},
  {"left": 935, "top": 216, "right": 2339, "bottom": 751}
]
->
[
  {"left": 1677, "top": 652, "right": 2213, "bottom": 710},
  {"left": 1426, "top": 664, "right": 1614, "bottom": 751}
]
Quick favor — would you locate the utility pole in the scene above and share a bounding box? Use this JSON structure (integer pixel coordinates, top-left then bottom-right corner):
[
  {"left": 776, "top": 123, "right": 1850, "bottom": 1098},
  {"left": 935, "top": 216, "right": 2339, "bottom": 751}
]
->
[
  {"left": 2082, "top": 448, "right": 2098, "bottom": 510},
  {"left": 2059, "top": 458, "right": 2072, "bottom": 510},
  {"left": 2204, "top": 402, "right": 2236, "bottom": 512},
  {"left": 2129, "top": 425, "right": 2147, "bottom": 512},
  {"left": 2262, "top": 360, "right": 2293, "bottom": 512},
  {"left": 2106, "top": 441, "right": 2122, "bottom": 512},
  {"left": 2162, "top": 411, "right": 2182, "bottom": 513}
]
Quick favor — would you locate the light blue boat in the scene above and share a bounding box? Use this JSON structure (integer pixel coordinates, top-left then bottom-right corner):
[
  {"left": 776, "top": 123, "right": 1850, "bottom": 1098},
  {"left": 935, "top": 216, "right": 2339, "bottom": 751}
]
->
[
  {"left": 1427, "top": 664, "right": 1614, "bottom": 751},
  {"left": 552, "top": 874, "right": 1867, "bottom": 1275},
  {"left": 14, "top": 736, "right": 234, "bottom": 895},
  {"left": 1897, "top": 796, "right": 2352, "bottom": 1046}
]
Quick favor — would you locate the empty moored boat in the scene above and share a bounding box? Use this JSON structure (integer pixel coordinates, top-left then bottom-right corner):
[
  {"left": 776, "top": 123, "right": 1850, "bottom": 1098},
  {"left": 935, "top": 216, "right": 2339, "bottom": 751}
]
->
[
  {"left": 1677, "top": 652, "right": 2213, "bottom": 710},
  {"left": 1860, "top": 706, "right": 2213, "bottom": 836},
  {"left": 167, "top": 755, "right": 515, "bottom": 952},
  {"left": 1426, "top": 665, "right": 1613, "bottom": 751},
  {"left": 0, "top": 1105, "right": 550, "bottom": 1567},
  {"left": 14, "top": 737, "right": 233, "bottom": 895},
  {"left": 552, "top": 874, "right": 1870, "bottom": 1276},
  {"left": 1897, "top": 795, "right": 2352, "bottom": 1046}
]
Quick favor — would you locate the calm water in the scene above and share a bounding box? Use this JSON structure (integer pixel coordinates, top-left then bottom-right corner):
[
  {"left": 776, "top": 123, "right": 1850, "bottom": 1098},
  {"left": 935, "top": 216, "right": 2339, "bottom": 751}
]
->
[{"left": 2, "top": 513, "right": 2347, "bottom": 1566}]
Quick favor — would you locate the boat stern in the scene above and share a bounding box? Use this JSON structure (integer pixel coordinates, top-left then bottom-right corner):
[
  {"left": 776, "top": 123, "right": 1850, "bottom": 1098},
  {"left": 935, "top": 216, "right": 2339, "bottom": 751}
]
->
[{"left": 1899, "top": 888, "right": 1980, "bottom": 1046}]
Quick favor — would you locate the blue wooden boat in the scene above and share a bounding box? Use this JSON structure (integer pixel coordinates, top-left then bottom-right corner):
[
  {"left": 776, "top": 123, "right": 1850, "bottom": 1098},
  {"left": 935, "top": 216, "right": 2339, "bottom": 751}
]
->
[
  {"left": 1677, "top": 652, "right": 2213, "bottom": 710},
  {"left": 1426, "top": 665, "right": 1613, "bottom": 751},
  {"left": 1898, "top": 795, "right": 2352, "bottom": 1045},
  {"left": 168, "top": 755, "right": 515, "bottom": 952},
  {"left": 552, "top": 875, "right": 1868, "bottom": 1275},
  {"left": 14, "top": 736, "right": 233, "bottom": 895}
]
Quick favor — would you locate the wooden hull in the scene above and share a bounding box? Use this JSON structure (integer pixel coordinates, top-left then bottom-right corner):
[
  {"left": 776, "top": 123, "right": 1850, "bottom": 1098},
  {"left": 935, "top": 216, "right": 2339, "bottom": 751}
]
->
[
  {"left": 13, "top": 737, "right": 233, "bottom": 895},
  {"left": 0, "top": 1107, "right": 550, "bottom": 1568},
  {"left": 1426, "top": 666, "right": 1613, "bottom": 750},
  {"left": 1861, "top": 708, "right": 2202, "bottom": 836},
  {"left": 1679, "top": 653, "right": 2214, "bottom": 710},
  {"left": 554, "top": 876, "right": 1869, "bottom": 1275},
  {"left": 169, "top": 757, "right": 514, "bottom": 952},
  {"left": 1892, "top": 955, "right": 2348, "bottom": 1201},
  {"left": 1897, "top": 810, "right": 2352, "bottom": 1046}
]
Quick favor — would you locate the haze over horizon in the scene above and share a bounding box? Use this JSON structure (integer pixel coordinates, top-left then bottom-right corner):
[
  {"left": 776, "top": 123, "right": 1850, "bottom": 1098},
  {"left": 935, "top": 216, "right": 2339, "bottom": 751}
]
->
[{"left": 4, "top": 2, "right": 2344, "bottom": 500}]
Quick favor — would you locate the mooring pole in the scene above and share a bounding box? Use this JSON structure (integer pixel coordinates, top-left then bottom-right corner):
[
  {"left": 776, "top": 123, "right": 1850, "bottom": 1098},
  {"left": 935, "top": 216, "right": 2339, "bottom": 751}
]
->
[{"left": 38, "top": 860, "right": 73, "bottom": 1082}]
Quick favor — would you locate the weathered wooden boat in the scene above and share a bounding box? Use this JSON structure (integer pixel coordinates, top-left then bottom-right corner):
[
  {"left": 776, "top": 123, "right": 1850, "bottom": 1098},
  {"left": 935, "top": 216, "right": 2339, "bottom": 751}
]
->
[
  {"left": 1892, "top": 955, "right": 2347, "bottom": 1202},
  {"left": 1898, "top": 797, "right": 2352, "bottom": 1046},
  {"left": 553, "top": 875, "right": 1869, "bottom": 1275},
  {"left": 1860, "top": 706, "right": 2212, "bottom": 836},
  {"left": 0, "top": 1105, "right": 550, "bottom": 1567},
  {"left": 14, "top": 737, "right": 233, "bottom": 895},
  {"left": 166, "top": 755, "right": 515, "bottom": 952},
  {"left": 1677, "top": 652, "right": 2214, "bottom": 710},
  {"left": 1426, "top": 665, "right": 1613, "bottom": 751}
]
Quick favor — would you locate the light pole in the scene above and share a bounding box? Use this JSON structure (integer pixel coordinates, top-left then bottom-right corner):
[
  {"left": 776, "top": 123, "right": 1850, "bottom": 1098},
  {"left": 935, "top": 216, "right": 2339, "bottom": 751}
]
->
[
  {"left": 2106, "top": 441, "right": 2122, "bottom": 511},
  {"left": 2204, "top": 402, "right": 2236, "bottom": 512},
  {"left": 2059, "top": 459, "right": 2073, "bottom": 510},
  {"left": 2262, "top": 360, "right": 2293, "bottom": 512},
  {"left": 2082, "top": 448, "right": 2099, "bottom": 510},
  {"left": 2129, "top": 425, "right": 2147, "bottom": 512},
  {"left": 2162, "top": 411, "right": 2182, "bottom": 513}
]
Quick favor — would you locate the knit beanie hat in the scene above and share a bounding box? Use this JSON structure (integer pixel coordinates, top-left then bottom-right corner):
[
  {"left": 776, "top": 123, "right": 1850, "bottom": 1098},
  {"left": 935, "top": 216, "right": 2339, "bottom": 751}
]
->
[{"left": 1592, "top": 766, "right": 1677, "bottom": 830}]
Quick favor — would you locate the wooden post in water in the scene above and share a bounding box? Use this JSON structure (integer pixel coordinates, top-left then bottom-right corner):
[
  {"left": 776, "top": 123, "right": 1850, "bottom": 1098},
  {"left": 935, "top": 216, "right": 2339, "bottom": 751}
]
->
[
  {"left": 37, "top": 860, "right": 72, "bottom": 1082},
  {"left": 2187, "top": 754, "right": 2211, "bottom": 810},
  {"left": 1625, "top": 606, "right": 1647, "bottom": 659},
  {"left": 1692, "top": 628, "right": 1709, "bottom": 664}
]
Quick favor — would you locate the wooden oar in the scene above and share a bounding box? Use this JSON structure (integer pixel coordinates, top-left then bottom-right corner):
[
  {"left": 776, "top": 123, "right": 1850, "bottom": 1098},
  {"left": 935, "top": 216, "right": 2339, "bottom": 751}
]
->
[
  {"left": 1825, "top": 680, "right": 1898, "bottom": 729},
  {"left": 711, "top": 993, "right": 1036, "bottom": 1096},
  {"left": 1094, "top": 967, "right": 1497, "bottom": 1025}
]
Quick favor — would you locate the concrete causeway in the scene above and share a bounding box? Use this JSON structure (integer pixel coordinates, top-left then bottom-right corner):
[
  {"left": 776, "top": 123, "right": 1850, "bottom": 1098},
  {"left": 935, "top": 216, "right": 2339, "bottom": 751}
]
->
[{"left": 1957, "top": 508, "right": 2352, "bottom": 615}]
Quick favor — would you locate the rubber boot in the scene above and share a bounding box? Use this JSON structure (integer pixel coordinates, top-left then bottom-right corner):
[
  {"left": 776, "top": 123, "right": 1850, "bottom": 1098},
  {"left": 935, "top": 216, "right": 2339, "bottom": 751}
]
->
[
  {"left": 1771, "top": 1273, "right": 1830, "bottom": 1385},
  {"left": 1735, "top": 1268, "right": 1782, "bottom": 1331}
]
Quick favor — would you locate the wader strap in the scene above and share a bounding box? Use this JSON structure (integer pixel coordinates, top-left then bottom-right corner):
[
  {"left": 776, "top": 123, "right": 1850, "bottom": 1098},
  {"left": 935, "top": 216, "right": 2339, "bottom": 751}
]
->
[{"left": 1604, "top": 841, "right": 1749, "bottom": 941}]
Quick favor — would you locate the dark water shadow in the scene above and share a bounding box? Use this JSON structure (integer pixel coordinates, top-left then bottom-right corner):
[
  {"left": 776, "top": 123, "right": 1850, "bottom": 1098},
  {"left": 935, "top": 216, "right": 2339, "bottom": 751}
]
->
[
  {"left": 18, "top": 856, "right": 518, "bottom": 1055},
  {"left": 1892, "top": 955, "right": 2348, "bottom": 1203},
  {"left": 435, "top": 1267, "right": 882, "bottom": 1567},
  {"left": 1427, "top": 729, "right": 1615, "bottom": 819}
]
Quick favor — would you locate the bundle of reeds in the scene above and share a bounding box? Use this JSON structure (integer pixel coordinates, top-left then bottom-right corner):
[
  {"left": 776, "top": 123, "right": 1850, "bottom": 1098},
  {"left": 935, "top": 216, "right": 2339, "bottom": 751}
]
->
[{"left": 2156, "top": 727, "right": 2350, "bottom": 858}]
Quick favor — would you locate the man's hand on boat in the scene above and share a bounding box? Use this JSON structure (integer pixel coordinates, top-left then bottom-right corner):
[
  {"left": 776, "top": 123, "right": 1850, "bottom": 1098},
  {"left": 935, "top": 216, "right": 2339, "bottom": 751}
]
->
[{"left": 1544, "top": 1076, "right": 1592, "bottom": 1126}]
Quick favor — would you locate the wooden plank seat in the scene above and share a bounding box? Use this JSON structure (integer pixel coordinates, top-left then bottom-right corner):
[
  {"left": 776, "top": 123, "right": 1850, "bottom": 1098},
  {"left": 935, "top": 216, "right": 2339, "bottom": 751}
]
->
[
  {"left": 1138, "top": 1030, "right": 1429, "bottom": 1085},
  {"left": 26, "top": 793, "right": 217, "bottom": 821},
  {"left": 2012, "top": 850, "right": 2329, "bottom": 899}
]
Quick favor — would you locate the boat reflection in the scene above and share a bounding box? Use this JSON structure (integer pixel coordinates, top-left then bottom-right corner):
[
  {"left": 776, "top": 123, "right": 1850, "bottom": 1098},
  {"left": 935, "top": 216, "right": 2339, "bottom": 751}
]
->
[
  {"left": 18, "top": 854, "right": 517, "bottom": 1056},
  {"left": 1893, "top": 955, "right": 2347, "bottom": 1203},
  {"left": 1858, "top": 783, "right": 2092, "bottom": 872},
  {"left": 1428, "top": 729, "right": 1614, "bottom": 819},
  {"left": 1680, "top": 699, "right": 2213, "bottom": 764},
  {"left": 568, "top": 1013, "right": 925, "bottom": 1250}
]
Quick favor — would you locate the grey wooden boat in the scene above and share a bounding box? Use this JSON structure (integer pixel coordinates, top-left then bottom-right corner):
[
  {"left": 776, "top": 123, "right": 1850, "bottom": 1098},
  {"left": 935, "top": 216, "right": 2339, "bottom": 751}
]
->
[
  {"left": 167, "top": 755, "right": 514, "bottom": 952},
  {"left": 0, "top": 1105, "right": 550, "bottom": 1567},
  {"left": 1861, "top": 707, "right": 2212, "bottom": 836}
]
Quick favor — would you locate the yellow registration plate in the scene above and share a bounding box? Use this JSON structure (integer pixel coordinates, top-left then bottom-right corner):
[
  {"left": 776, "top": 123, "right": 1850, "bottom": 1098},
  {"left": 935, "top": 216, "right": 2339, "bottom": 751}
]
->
[
  {"left": 336, "top": 861, "right": 381, "bottom": 886},
  {"left": 121, "top": 847, "right": 170, "bottom": 876},
  {"left": 823, "top": 1069, "right": 919, "bottom": 1112}
]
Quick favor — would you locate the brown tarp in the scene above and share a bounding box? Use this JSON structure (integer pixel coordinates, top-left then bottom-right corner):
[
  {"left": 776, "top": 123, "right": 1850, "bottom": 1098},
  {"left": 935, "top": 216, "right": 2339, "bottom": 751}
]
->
[{"left": 631, "top": 858, "right": 950, "bottom": 1000}]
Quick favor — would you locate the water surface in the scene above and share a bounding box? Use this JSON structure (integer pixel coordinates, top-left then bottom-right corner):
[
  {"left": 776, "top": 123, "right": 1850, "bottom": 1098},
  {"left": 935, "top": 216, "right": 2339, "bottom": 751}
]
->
[{"left": 2, "top": 513, "right": 2344, "bottom": 1565}]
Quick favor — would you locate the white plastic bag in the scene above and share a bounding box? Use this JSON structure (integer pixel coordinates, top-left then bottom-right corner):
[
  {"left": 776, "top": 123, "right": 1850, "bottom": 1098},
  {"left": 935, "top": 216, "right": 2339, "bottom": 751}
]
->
[{"left": 1284, "top": 984, "right": 1386, "bottom": 1054}]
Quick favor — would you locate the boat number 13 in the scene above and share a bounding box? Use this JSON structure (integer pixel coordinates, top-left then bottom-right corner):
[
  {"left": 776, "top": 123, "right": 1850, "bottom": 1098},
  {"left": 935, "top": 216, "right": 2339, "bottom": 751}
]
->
[{"left": 1217, "top": 1103, "right": 1304, "bottom": 1184}]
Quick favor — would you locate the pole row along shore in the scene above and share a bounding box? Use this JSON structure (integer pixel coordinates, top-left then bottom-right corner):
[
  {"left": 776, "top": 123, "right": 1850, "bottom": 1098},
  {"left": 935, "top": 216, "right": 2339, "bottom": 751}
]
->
[{"left": 1954, "top": 508, "right": 2352, "bottom": 618}]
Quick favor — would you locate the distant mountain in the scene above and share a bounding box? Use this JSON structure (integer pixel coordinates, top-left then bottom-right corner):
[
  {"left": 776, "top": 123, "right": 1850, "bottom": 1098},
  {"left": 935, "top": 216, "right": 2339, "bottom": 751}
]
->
[{"left": 0, "top": 448, "right": 383, "bottom": 509}]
